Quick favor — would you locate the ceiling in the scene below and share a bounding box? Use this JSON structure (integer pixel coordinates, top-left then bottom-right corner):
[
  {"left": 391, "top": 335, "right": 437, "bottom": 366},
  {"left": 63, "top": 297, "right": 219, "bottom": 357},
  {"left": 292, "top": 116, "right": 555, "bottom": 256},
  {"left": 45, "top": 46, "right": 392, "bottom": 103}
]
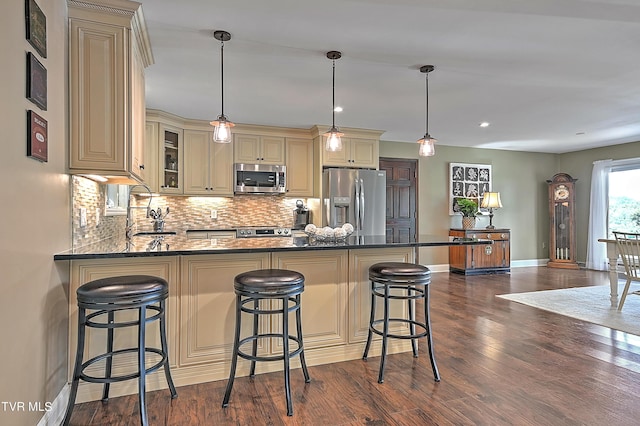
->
[{"left": 140, "top": 0, "right": 640, "bottom": 154}]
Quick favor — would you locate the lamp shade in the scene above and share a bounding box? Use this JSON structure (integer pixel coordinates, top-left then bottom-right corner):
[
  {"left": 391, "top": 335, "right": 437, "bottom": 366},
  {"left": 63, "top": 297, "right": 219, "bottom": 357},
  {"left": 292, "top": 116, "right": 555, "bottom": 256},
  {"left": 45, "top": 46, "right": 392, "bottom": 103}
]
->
[{"left": 481, "top": 192, "right": 503, "bottom": 209}]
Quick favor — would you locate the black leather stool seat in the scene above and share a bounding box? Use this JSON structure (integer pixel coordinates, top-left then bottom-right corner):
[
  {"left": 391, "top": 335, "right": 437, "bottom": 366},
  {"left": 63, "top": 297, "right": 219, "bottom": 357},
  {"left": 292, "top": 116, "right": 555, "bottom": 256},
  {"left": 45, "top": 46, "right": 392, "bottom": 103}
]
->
[
  {"left": 234, "top": 269, "right": 304, "bottom": 294},
  {"left": 369, "top": 262, "right": 431, "bottom": 284},
  {"left": 63, "top": 275, "right": 177, "bottom": 426},
  {"left": 223, "top": 269, "right": 310, "bottom": 416},
  {"left": 363, "top": 262, "right": 440, "bottom": 384},
  {"left": 77, "top": 275, "right": 168, "bottom": 305}
]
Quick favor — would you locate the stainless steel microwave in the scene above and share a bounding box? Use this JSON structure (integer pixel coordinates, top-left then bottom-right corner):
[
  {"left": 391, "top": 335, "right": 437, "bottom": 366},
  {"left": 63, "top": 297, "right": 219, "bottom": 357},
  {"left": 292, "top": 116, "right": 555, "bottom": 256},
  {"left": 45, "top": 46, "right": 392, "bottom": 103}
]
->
[{"left": 234, "top": 164, "right": 286, "bottom": 194}]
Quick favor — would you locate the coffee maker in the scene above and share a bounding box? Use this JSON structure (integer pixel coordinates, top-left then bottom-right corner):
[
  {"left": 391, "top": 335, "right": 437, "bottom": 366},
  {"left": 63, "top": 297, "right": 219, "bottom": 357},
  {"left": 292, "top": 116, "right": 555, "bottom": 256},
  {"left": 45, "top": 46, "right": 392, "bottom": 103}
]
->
[{"left": 293, "top": 200, "right": 311, "bottom": 230}]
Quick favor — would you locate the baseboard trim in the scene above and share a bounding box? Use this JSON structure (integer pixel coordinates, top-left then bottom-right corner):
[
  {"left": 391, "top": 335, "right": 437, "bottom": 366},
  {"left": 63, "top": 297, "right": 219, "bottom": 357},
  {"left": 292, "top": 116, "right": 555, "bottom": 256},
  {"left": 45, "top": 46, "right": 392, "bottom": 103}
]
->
[
  {"left": 426, "top": 259, "right": 549, "bottom": 273},
  {"left": 37, "top": 385, "right": 68, "bottom": 426}
]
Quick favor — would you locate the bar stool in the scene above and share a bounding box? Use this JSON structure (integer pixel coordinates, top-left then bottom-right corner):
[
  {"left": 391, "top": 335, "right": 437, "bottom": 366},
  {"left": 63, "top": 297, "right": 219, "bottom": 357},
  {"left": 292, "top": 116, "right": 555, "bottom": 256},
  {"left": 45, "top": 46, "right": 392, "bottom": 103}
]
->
[
  {"left": 63, "top": 275, "right": 177, "bottom": 426},
  {"left": 222, "top": 269, "right": 310, "bottom": 416},
  {"left": 362, "top": 262, "right": 440, "bottom": 384}
]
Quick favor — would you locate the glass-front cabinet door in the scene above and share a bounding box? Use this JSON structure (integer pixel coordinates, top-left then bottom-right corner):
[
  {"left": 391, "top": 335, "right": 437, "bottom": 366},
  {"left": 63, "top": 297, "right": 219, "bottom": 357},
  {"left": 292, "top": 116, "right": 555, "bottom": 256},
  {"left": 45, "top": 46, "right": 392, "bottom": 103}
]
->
[{"left": 160, "top": 124, "right": 183, "bottom": 194}]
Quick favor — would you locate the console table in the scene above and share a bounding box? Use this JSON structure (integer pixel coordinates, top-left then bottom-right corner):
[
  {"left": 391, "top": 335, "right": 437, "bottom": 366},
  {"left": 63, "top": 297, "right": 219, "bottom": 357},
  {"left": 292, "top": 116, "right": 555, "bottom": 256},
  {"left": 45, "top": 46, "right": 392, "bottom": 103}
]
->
[{"left": 449, "top": 228, "right": 510, "bottom": 275}]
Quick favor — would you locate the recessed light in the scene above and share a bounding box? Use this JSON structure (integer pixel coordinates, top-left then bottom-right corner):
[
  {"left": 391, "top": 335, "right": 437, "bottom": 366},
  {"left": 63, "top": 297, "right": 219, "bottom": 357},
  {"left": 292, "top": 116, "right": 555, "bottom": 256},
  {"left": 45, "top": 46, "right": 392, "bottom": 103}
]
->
[
  {"left": 479, "top": 122, "right": 490, "bottom": 128},
  {"left": 334, "top": 106, "right": 343, "bottom": 112},
  {"left": 576, "top": 132, "right": 585, "bottom": 135}
]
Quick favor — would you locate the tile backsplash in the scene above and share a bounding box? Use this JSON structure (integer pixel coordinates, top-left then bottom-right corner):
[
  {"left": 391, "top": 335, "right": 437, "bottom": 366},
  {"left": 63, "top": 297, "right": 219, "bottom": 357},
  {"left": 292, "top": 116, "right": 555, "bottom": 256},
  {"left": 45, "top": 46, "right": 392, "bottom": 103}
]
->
[{"left": 72, "top": 176, "right": 316, "bottom": 247}]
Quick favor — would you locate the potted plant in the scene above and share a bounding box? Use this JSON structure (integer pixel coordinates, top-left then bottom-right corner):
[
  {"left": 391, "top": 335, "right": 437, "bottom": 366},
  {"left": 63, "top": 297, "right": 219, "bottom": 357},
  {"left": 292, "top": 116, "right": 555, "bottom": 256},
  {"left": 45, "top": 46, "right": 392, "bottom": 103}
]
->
[{"left": 457, "top": 198, "right": 478, "bottom": 229}]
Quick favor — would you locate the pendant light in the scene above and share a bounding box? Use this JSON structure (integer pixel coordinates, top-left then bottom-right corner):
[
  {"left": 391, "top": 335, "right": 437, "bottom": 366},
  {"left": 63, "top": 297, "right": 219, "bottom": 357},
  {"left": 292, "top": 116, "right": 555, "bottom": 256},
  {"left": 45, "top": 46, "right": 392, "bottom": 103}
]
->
[
  {"left": 417, "top": 65, "right": 437, "bottom": 157},
  {"left": 210, "top": 30, "right": 235, "bottom": 143},
  {"left": 324, "top": 51, "right": 343, "bottom": 152}
]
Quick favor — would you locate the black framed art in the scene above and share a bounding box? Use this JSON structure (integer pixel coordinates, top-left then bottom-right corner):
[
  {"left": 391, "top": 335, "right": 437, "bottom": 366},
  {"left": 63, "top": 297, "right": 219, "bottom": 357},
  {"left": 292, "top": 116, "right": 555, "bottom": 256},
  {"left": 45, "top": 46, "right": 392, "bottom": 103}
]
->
[
  {"left": 27, "top": 110, "right": 48, "bottom": 162},
  {"left": 449, "top": 162, "right": 492, "bottom": 215},
  {"left": 26, "top": 52, "right": 47, "bottom": 111},
  {"left": 25, "top": 0, "right": 47, "bottom": 58}
]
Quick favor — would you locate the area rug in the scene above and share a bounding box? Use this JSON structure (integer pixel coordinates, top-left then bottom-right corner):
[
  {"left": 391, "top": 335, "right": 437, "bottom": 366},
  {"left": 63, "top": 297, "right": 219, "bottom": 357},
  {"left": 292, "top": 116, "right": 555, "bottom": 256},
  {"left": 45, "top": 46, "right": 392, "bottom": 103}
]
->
[{"left": 497, "top": 285, "right": 640, "bottom": 336}]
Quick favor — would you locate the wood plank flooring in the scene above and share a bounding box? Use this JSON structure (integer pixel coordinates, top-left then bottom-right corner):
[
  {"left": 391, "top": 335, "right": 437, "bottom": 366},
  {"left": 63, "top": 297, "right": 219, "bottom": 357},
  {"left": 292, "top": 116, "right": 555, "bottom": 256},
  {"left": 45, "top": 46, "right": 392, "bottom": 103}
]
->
[{"left": 68, "top": 267, "right": 640, "bottom": 425}]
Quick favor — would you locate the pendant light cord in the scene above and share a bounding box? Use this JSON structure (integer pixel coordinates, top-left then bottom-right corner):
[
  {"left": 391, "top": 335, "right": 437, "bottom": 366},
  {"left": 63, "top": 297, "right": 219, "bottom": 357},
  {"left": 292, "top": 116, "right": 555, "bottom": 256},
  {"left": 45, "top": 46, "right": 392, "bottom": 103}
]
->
[
  {"left": 220, "top": 39, "right": 225, "bottom": 117},
  {"left": 332, "top": 59, "right": 336, "bottom": 128},
  {"left": 425, "top": 71, "right": 429, "bottom": 135}
]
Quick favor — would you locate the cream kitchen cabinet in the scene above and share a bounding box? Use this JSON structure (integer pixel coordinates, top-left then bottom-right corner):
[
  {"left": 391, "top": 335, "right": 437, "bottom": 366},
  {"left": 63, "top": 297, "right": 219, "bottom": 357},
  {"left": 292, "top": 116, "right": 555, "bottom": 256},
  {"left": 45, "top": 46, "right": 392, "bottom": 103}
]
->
[
  {"left": 322, "top": 137, "right": 378, "bottom": 168},
  {"left": 143, "top": 122, "right": 160, "bottom": 192},
  {"left": 271, "top": 251, "right": 349, "bottom": 353},
  {"left": 179, "top": 253, "right": 270, "bottom": 375},
  {"left": 234, "top": 134, "right": 285, "bottom": 165},
  {"left": 285, "top": 138, "right": 314, "bottom": 197},
  {"left": 183, "top": 129, "right": 233, "bottom": 196},
  {"left": 68, "top": 257, "right": 179, "bottom": 403},
  {"left": 348, "top": 248, "right": 414, "bottom": 345},
  {"left": 68, "top": 0, "right": 153, "bottom": 184}
]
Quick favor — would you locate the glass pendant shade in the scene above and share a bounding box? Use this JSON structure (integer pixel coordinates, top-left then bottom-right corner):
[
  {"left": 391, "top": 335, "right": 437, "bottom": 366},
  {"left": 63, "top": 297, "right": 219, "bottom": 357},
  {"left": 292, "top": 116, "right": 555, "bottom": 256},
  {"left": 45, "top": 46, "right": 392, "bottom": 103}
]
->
[
  {"left": 418, "top": 134, "right": 436, "bottom": 157},
  {"left": 210, "top": 115, "right": 235, "bottom": 143},
  {"left": 324, "top": 127, "right": 344, "bottom": 152}
]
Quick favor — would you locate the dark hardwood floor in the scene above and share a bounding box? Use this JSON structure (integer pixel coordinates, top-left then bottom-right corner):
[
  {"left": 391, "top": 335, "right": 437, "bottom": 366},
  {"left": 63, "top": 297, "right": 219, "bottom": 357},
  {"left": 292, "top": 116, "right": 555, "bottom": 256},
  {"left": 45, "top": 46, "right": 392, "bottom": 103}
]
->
[{"left": 68, "top": 267, "right": 640, "bottom": 425}]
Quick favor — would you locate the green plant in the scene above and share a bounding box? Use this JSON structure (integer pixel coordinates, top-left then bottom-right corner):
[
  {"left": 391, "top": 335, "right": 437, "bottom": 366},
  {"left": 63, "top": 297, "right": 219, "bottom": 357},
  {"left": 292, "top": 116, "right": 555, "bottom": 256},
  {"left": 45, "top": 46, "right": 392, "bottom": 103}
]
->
[{"left": 457, "top": 198, "right": 478, "bottom": 217}]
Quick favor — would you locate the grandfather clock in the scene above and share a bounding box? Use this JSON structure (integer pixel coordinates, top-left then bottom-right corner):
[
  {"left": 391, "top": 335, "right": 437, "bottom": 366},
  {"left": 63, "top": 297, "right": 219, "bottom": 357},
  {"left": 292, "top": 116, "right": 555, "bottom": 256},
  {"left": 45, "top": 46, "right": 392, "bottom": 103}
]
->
[{"left": 547, "top": 173, "right": 579, "bottom": 269}]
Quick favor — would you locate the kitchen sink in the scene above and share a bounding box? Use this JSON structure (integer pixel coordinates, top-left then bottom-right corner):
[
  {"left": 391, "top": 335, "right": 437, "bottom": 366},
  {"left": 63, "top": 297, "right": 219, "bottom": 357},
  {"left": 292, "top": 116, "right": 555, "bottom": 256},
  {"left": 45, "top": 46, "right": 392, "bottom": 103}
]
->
[{"left": 133, "top": 231, "right": 177, "bottom": 236}]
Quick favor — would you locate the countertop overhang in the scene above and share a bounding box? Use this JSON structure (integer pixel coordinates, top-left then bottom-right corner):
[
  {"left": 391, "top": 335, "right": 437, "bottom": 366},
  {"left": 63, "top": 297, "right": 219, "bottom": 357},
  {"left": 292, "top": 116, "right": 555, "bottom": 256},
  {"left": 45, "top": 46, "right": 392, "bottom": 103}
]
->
[{"left": 54, "top": 234, "right": 492, "bottom": 260}]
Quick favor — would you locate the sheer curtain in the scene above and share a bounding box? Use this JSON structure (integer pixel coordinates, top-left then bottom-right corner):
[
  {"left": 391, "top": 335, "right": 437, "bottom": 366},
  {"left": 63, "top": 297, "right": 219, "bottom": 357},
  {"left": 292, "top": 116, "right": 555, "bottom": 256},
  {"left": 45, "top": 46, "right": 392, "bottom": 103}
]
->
[{"left": 586, "top": 159, "right": 612, "bottom": 270}]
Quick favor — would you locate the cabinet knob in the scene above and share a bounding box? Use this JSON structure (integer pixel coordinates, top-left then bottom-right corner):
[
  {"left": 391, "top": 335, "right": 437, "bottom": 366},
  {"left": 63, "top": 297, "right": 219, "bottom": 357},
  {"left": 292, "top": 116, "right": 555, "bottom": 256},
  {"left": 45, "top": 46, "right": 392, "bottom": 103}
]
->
[
  {"left": 487, "top": 233, "right": 492, "bottom": 239},
  {"left": 501, "top": 234, "right": 506, "bottom": 238},
  {"left": 139, "top": 164, "right": 145, "bottom": 170}
]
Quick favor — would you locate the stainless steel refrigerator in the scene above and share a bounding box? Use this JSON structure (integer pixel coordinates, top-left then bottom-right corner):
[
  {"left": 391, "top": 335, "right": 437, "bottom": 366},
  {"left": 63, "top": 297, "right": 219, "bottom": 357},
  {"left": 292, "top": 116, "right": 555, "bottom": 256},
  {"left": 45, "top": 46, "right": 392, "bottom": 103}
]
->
[{"left": 323, "top": 168, "right": 387, "bottom": 235}]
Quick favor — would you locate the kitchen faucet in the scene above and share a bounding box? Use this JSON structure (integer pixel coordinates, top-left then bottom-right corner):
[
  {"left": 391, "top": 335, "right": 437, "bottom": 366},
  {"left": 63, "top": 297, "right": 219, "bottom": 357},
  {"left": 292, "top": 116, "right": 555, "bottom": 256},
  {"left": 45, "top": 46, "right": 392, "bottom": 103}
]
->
[{"left": 125, "top": 184, "right": 153, "bottom": 241}]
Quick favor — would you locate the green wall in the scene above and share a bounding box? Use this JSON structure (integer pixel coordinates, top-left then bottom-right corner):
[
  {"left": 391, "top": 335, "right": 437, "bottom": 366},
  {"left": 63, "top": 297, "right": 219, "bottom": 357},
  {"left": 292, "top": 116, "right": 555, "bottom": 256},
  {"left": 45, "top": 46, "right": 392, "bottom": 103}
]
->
[{"left": 381, "top": 139, "right": 640, "bottom": 266}]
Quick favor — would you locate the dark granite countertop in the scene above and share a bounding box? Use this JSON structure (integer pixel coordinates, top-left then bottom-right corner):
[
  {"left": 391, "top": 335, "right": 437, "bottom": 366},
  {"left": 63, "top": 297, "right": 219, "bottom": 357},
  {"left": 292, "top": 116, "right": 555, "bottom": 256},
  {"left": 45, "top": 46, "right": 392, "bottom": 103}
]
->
[{"left": 54, "top": 233, "right": 490, "bottom": 260}]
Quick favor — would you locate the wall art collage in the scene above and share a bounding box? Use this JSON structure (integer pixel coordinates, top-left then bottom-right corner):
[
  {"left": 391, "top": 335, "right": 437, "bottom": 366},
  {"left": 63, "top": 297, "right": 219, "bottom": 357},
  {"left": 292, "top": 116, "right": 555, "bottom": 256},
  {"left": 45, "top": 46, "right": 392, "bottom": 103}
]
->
[
  {"left": 25, "top": 0, "right": 48, "bottom": 162},
  {"left": 449, "top": 162, "right": 492, "bottom": 215}
]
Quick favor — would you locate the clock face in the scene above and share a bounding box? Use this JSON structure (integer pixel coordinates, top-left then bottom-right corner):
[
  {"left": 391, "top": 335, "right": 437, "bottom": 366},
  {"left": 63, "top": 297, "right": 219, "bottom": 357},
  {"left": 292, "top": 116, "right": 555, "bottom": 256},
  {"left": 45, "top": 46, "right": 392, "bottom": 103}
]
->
[{"left": 554, "top": 185, "right": 570, "bottom": 201}]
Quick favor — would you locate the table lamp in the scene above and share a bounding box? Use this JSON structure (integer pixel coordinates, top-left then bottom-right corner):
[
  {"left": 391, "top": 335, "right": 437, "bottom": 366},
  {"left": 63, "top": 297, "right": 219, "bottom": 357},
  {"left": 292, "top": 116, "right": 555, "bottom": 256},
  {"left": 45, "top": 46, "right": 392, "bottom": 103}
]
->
[{"left": 481, "top": 192, "right": 502, "bottom": 229}]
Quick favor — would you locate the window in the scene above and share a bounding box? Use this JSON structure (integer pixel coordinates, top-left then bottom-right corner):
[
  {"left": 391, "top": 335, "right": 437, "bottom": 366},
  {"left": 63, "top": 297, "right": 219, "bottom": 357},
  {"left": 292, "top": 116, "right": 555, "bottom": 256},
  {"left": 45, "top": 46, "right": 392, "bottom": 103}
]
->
[
  {"left": 608, "top": 168, "right": 640, "bottom": 236},
  {"left": 104, "top": 184, "right": 128, "bottom": 216}
]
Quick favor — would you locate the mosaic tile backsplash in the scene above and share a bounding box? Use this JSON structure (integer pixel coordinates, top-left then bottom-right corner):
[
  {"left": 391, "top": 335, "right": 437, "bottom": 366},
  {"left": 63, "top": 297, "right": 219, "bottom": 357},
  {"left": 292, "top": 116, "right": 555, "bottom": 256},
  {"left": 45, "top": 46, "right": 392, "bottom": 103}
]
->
[{"left": 72, "top": 177, "right": 316, "bottom": 248}]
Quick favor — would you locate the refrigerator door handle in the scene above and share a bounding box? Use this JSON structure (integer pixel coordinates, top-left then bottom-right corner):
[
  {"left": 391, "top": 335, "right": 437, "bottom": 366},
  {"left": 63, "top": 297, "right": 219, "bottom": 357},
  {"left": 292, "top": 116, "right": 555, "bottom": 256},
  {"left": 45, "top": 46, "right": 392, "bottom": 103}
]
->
[
  {"left": 359, "top": 178, "right": 365, "bottom": 231},
  {"left": 354, "top": 179, "right": 360, "bottom": 231}
]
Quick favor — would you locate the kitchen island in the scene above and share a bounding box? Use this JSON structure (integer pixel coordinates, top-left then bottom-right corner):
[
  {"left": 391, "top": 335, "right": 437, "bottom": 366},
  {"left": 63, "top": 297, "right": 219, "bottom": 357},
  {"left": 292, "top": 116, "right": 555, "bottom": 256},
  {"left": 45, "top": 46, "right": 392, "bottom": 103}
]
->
[{"left": 55, "top": 234, "right": 487, "bottom": 403}]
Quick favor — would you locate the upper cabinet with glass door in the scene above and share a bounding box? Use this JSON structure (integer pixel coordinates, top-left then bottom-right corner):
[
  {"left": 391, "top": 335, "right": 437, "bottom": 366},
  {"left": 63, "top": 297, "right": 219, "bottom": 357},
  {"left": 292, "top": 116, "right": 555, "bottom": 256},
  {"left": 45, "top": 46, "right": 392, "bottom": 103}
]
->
[{"left": 160, "top": 125, "right": 183, "bottom": 194}]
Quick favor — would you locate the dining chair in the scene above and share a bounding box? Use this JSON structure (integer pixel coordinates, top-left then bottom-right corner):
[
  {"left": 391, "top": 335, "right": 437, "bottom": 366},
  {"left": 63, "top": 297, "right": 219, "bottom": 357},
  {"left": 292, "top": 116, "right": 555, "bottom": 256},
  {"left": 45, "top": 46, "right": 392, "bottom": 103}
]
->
[{"left": 613, "top": 231, "right": 640, "bottom": 311}]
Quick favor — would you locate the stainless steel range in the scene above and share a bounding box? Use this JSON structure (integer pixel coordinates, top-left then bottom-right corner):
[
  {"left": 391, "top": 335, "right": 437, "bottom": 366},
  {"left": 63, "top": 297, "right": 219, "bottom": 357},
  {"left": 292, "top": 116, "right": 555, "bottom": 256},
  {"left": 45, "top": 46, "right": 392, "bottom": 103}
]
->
[{"left": 236, "top": 226, "right": 291, "bottom": 238}]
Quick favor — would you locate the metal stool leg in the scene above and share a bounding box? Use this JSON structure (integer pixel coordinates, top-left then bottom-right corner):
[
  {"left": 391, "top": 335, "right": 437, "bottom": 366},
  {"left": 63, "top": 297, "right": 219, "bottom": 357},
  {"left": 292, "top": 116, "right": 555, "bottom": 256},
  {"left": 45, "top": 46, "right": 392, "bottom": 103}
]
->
[
  {"left": 295, "top": 294, "right": 311, "bottom": 383},
  {"left": 138, "top": 305, "right": 148, "bottom": 426},
  {"left": 408, "top": 286, "right": 418, "bottom": 357},
  {"left": 159, "top": 299, "right": 178, "bottom": 398},
  {"left": 362, "top": 280, "right": 377, "bottom": 360},
  {"left": 102, "top": 310, "right": 115, "bottom": 402},
  {"left": 62, "top": 307, "right": 87, "bottom": 426},
  {"left": 222, "top": 294, "right": 242, "bottom": 407},
  {"left": 378, "top": 284, "right": 390, "bottom": 384},
  {"left": 250, "top": 297, "right": 259, "bottom": 377},
  {"left": 424, "top": 285, "right": 440, "bottom": 382},
  {"left": 282, "top": 296, "right": 293, "bottom": 416}
]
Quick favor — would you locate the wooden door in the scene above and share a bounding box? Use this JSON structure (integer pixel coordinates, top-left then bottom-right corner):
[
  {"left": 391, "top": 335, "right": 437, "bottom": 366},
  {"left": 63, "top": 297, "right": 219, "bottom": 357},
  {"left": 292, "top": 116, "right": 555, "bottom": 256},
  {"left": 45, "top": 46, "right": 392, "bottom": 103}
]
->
[{"left": 380, "top": 158, "right": 418, "bottom": 243}]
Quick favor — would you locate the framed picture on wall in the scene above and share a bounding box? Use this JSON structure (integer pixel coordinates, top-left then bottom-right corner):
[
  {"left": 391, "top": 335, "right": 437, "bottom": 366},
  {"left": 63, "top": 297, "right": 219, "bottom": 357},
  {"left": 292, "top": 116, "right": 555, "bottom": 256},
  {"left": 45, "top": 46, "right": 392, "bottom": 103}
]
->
[
  {"left": 25, "top": 0, "right": 47, "bottom": 58},
  {"left": 27, "top": 110, "right": 48, "bottom": 162},
  {"left": 26, "top": 52, "right": 47, "bottom": 111},
  {"left": 449, "top": 162, "right": 492, "bottom": 215}
]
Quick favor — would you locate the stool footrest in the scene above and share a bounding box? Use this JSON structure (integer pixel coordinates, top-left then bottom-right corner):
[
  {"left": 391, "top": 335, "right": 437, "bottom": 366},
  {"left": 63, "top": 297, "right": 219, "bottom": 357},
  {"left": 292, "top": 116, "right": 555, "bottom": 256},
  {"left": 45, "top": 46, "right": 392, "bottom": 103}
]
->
[
  {"left": 237, "top": 333, "right": 304, "bottom": 362},
  {"left": 369, "top": 318, "right": 429, "bottom": 340},
  {"left": 79, "top": 347, "right": 167, "bottom": 384}
]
